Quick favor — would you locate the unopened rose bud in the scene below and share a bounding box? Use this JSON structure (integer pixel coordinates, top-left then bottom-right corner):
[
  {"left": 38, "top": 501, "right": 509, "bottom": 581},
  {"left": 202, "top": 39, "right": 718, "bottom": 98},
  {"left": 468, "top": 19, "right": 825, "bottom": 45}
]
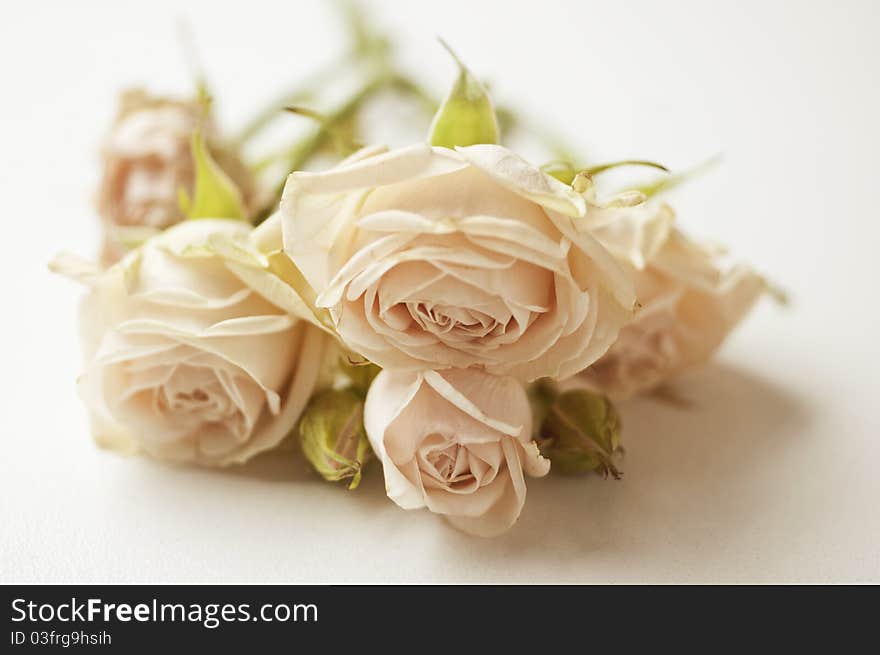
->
[
  {"left": 428, "top": 38, "right": 500, "bottom": 148},
  {"left": 537, "top": 389, "right": 622, "bottom": 478},
  {"left": 527, "top": 381, "right": 557, "bottom": 437},
  {"left": 96, "top": 89, "right": 257, "bottom": 265},
  {"left": 299, "top": 389, "right": 372, "bottom": 489}
]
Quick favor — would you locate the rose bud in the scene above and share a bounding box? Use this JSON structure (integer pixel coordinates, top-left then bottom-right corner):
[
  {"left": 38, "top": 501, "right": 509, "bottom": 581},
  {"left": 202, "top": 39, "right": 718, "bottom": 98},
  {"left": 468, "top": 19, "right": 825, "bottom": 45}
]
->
[
  {"left": 537, "top": 389, "right": 622, "bottom": 478},
  {"left": 364, "top": 368, "right": 549, "bottom": 536},
  {"left": 299, "top": 388, "right": 372, "bottom": 489},
  {"left": 96, "top": 89, "right": 257, "bottom": 265}
]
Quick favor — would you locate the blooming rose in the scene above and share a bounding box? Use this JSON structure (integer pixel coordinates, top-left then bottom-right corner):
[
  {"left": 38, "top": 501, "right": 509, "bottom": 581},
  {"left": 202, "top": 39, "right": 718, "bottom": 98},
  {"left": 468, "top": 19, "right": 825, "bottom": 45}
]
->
[
  {"left": 364, "top": 367, "right": 549, "bottom": 536},
  {"left": 97, "top": 89, "right": 257, "bottom": 265},
  {"left": 281, "top": 144, "right": 635, "bottom": 381},
  {"left": 582, "top": 205, "right": 766, "bottom": 397},
  {"left": 68, "top": 219, "right": 327, "bottom": 465}
]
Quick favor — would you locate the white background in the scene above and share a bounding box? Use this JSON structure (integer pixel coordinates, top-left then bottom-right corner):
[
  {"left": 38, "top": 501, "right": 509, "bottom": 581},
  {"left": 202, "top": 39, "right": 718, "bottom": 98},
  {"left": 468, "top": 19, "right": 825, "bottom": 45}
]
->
[{"left": 1, "top": 0, "right": 879, "bottom": 583}]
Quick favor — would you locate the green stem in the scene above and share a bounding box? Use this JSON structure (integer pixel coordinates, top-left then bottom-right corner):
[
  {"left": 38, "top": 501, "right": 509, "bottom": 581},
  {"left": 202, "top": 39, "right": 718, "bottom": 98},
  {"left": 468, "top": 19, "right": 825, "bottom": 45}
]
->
[
  {"left": 234, "top": 52, "right": 357, "bottom": 147},
  {"left": 388, "top": 73, "right": 438, "bottom": 115},
  {"left": 234, "top": 5, "right": 392, "bottom": 148},
  {"left": 253, "top": 70, "right": 390, "bottom": 223},
  {"left": 631, "top": 154, "right": 722, "bottom": 198}
]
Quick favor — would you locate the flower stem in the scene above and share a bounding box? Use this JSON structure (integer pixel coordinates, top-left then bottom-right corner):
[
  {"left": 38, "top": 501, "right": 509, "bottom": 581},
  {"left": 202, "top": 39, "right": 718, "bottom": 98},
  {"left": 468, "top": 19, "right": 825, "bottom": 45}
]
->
[
  {"left": 234, "top": 0, "right": 392, "bottom": 146},
  {"left": 252, "top": 69, "right": 390, "bottom": 223},
  {"left": 233, "top": 52, "right": 358, "bottom": 147},
  {"left": 388, "top": 73, "right": 438, "bottom": 115}
]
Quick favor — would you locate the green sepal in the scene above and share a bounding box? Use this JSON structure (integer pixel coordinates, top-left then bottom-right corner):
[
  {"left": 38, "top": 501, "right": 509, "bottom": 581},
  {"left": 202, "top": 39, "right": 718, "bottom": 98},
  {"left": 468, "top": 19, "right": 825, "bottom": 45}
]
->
[
  {"left": 527, "top": 380, "right": 558, "bottom": 436},
  {"left": 185, "top": 128, "right": 246, "bottom": 220},
  {"left": 632, "top": 154, "right": 721, "bottom": 198},
  {"left": 428, "top": 39, "right": 500, "bottom": 148},
  {"left": 339, "top": 357, "right": 381, "bottom": 398},
  {"left": 541, "top": 161, "right": 579, "bottom": 186},
  {"left": 299, "top": 388, "right": 372, "bottom": 490},
  {"left": 537, "top": 389, "right": 623, "bottom": 478}
]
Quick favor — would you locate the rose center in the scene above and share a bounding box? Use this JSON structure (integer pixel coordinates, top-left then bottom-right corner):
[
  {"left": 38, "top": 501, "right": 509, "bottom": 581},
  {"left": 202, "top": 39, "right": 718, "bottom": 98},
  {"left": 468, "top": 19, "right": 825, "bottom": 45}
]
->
[
  {"left": 142, "top": 364, "right": 243, "bottom": 429},
  {"left": 420, "top": 436, "right": 476, "bottom": 489},
  {"left": 405, "top": 301, "right": 504, "bottom": 340},
  {"left": 430, "top": 444, "right": 459, "bottom": 479}
]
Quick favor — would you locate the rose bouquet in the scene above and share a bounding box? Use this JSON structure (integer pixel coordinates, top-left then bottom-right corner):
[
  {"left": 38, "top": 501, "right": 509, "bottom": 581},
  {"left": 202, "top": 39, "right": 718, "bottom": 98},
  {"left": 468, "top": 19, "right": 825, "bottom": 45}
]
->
[{"left": 51, "top": 7, "right": 776, "bottom": 536}]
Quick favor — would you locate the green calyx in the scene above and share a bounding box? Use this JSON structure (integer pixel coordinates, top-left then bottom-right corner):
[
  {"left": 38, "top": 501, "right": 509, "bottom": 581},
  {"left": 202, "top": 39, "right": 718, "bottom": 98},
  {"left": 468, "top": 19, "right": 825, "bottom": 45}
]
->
[
  {"left": 298, "top": 388, "right": 372, "bottom": 490},
  {"left": 180, "top": 127, "right": 246, "bottom": 221},
  {"left": 537, "top": 389, "right": 623, "bottom": 478},
  {"left": 428, "top": 39, "right": 500, "bottom": 148}
]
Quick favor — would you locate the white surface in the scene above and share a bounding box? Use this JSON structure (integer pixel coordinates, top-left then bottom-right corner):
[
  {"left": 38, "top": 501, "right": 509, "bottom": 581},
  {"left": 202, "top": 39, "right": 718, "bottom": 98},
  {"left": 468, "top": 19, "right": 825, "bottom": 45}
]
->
[{"left": 2, "top": 0, "right": 879, "bottom": 583}]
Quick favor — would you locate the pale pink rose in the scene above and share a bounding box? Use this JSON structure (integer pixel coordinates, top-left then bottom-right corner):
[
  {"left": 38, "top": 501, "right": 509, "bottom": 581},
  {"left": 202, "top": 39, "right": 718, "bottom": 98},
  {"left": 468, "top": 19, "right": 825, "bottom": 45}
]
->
[
  {"left": 583, "top": 205, "right": 766, "bottom": 397},
  {"left": 65, "top": 219, "right": 327, "bottom": 465},
  {"left": 280, "top": 144, "right": 635, "bottom": 381},
  {"left": 364, "top": 367, "right": 549, "bottom": 536},
  {"left": 97, "top": 89, "right": 257, "bottom": 265}
]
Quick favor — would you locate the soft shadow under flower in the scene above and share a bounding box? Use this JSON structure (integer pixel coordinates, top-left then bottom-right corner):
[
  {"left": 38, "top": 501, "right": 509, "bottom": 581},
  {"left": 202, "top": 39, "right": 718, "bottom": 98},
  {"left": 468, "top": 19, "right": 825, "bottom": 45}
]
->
[{"left": 429, "top": 361, "right": 810, "bottom": 564}]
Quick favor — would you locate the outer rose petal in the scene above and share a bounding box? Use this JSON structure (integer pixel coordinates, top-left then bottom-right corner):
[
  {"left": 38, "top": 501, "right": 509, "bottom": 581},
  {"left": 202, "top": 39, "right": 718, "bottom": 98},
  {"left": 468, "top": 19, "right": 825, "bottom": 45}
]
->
[
  {"left": 364, "top": 368, "right": 548, "bottom": 537},
  {"left": 584, "top": 211, "right": 766, "bottom": 397},
  {"left": 455, "top": 144, "right": 586, "bottom": 217}
]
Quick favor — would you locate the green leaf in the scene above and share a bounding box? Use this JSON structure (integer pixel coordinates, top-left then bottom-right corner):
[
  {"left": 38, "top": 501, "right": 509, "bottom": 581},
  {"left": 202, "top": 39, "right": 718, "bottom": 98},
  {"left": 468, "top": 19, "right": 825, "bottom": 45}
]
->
[
  {"left": 428, "top": 39, "right": 499, "bottom": 148},
  {"left": 185, "top": 128, "right": 246, "bottom": 220},
  {"left": 265, "top": 251, "right": 336, "bottom": 332},
  {"left": 527, "top": 381, "right": 558, "bottom": 436}
]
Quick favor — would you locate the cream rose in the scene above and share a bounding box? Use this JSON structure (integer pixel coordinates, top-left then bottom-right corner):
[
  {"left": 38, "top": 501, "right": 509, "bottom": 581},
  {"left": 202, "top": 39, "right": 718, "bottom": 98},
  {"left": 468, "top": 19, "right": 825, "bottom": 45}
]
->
[
  {"left": 68, "top": 219, "right": 327, "bottom": 465},
  {"left": 97, "top": 89, "right": 257, "bottom": 265},
  {"left": 583, "top": 205, "right": 766, "bottom": 397},
  {"left": 280, "top": 144, "right": 635, "bottom": 381},
  {"left": 364, "top": 367, "right": 549, "bottom": 536}
]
